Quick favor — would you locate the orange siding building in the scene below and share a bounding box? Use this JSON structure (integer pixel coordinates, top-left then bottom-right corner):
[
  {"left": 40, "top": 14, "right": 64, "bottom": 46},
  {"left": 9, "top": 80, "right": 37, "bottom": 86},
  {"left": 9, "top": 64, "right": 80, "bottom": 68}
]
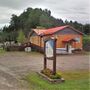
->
[{"left": 29, "top": 25, "right": 83, "bottom": 54}]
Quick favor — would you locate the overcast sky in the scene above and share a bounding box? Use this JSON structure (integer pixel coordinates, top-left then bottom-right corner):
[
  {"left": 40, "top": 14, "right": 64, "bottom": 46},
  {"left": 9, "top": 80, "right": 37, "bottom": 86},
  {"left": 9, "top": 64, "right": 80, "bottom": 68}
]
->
[{"left": 0, "top": 0, "right": 90, "bottom": 28}]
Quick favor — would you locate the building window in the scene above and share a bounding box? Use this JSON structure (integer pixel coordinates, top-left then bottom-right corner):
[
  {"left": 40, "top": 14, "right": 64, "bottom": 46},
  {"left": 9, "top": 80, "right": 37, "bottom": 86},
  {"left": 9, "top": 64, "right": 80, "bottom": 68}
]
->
[{"left": 75, "top": 37, "right": 80, "bottom": 42}]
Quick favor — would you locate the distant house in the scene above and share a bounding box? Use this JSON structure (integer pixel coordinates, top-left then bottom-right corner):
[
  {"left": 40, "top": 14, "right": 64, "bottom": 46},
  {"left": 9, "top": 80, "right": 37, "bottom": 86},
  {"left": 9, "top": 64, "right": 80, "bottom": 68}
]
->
[{"left": 29, "top": 25, "right": 83, "bottom": 54}]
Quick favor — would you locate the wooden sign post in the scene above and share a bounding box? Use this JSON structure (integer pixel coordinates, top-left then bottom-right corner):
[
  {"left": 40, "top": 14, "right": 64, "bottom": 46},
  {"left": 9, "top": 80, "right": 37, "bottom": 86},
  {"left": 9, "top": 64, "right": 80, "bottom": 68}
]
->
[{"left": 44, "top": 38, "right": 57, "bottom": 75}]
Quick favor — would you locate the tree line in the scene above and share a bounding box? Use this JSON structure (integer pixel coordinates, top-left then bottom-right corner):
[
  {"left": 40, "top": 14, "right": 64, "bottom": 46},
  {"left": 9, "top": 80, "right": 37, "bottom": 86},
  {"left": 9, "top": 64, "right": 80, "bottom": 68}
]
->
[{"left": 0, "top": 7, "right": 90, "bottom": 43}]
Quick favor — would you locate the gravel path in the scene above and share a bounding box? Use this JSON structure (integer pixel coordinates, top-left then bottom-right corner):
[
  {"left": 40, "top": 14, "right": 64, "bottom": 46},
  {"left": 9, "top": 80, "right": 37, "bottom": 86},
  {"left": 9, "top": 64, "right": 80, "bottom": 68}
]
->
[{"left": 0, "top": 52, "right": 89, "bottom": 90}]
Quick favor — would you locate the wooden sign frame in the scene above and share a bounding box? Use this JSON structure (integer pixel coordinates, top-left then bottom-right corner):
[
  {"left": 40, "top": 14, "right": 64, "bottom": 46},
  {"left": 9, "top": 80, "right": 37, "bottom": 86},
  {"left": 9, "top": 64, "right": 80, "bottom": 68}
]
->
[{"left": 44, "top": 38, "right": 57, "bottom": 75}]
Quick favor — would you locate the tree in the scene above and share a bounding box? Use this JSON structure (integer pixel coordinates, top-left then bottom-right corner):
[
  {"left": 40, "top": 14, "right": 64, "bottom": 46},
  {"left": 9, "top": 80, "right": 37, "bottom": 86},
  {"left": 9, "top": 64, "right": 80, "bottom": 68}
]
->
[
  {"left": 17, "top": 30, "right": 26, "bottom": 44},
  {"left": 83, "top": 24, "right": 90, "bottom": 35},
  {"left": 2, "top": 7, "right": 90, "bottom": 36},
  {"left": 10, "top": 14, "right": 19, "bottom": 31},
  {"left": 39, "top": 14, "right": 53, "bottom": 28}
]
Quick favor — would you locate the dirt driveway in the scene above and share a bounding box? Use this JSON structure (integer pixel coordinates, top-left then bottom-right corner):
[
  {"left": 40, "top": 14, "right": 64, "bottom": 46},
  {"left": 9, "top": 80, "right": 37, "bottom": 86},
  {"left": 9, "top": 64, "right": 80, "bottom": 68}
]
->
[{"left": 0, "top": 52, "right": 89, "bottom": 90}]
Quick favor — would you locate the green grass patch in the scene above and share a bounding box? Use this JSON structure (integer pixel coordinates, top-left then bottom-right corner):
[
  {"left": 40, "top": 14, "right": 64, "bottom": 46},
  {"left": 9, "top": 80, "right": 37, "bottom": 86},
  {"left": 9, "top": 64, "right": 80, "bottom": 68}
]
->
[
  {"left": 0, "top": 48, "right": 6, "bottom": 55},
  {"left": 24, "top": 71, "right": 90, "bottom": 90},
  {"left": 61, "top": 71, "right": 90, "bottom": 80}
]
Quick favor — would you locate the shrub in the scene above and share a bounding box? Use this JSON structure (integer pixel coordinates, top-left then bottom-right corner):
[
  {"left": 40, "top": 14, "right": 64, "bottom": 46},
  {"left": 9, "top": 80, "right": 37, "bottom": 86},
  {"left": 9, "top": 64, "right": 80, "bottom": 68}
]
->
[
  {"left": 83, "top": 35, "right": 90, "bottom": 51},
  {"left": 41, "top": 68, "right": 61, "bottom": 79},
  {"left": 50, "top": 73, "right": 61, "bottom": 79},
  {"left": 17, "top": 30, "right": 26, "bottom": 44},
  {"left": 5, "top": 46, "right": 25, "bottom": 51},
  {"left": 41, "top": 68, "right": 53, "bottom": 77}
]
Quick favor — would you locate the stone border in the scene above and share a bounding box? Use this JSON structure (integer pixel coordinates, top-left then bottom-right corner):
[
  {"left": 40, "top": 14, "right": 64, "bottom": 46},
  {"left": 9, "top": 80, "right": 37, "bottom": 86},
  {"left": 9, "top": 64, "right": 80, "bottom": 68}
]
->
[{"left": 37, "top": 72, "right": 65, "bottom": 84}]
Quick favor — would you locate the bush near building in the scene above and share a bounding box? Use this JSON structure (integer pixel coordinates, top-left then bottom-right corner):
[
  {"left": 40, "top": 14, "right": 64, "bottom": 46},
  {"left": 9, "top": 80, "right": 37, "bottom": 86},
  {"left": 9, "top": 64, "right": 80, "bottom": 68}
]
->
[{"left": 83, "top": 35, "right": 90, "bottom": 51}]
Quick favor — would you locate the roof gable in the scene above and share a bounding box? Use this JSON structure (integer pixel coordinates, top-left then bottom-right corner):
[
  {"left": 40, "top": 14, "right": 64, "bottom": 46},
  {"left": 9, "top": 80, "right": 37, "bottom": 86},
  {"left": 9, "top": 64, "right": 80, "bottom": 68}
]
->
[
  {"left": 32, "top": 25, "right": 83, "bottom": 36},
  {"left": 54, "top": 27, "right": 80, "bottom": 35}
]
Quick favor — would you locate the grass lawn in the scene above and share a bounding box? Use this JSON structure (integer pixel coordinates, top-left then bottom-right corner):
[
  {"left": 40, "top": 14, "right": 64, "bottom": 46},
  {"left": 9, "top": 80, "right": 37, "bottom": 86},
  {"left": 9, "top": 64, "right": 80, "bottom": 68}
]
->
[
  {"left": 0, "top": 48, "right": 6, "bottom": 55},
  {"left": 24, "top": 71, "right": 90, "bottom": 90}
]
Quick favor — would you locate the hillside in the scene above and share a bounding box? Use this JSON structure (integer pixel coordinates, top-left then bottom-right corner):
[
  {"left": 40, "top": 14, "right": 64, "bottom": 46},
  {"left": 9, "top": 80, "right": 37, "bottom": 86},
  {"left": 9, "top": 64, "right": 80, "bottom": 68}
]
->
[{"left": 0, "top": 7, "right": 90, "bottom": 42}]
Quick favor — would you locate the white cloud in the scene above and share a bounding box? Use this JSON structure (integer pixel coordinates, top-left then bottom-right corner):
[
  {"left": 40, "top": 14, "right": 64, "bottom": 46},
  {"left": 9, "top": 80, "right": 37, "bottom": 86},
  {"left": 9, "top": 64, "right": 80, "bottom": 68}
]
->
[{"left": 0, "top": 6, "right": 23, "bottom": 26}]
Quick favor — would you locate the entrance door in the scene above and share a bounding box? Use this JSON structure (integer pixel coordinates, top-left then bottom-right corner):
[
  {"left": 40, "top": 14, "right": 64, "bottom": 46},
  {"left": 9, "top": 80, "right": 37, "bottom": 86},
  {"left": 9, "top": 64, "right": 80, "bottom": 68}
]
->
[
  {"left": 66, "top": 43, "right": 72, "bottom": 53},
  {"left": 66, "top": 44, "right": 69, "bottom": 52}
]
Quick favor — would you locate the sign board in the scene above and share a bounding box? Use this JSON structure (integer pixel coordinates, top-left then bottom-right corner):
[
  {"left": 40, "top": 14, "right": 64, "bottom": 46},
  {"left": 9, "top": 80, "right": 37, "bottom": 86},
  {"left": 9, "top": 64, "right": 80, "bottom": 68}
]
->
[
  {"left": 45, "top": 39, "right": 54, "bottom": 58},
  {"left": 44, "top": 38, "right": 57, "bottom": 75}
]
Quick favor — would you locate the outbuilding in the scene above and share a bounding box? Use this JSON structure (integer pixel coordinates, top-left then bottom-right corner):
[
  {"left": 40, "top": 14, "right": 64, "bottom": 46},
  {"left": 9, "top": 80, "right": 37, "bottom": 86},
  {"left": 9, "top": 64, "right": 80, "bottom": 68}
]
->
[{"left": 29, "top": 25, "right": 83, "bottom": 54}]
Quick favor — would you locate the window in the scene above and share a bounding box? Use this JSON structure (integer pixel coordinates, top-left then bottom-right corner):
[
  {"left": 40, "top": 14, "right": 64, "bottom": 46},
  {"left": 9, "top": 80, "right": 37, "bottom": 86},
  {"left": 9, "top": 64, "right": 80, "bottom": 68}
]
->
[{"left": 75, "top": 37, "right": 80, "bottom": 42}]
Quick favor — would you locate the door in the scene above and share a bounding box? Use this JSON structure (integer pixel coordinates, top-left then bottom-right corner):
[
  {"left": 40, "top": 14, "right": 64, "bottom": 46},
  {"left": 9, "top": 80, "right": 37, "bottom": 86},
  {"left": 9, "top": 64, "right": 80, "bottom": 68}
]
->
[
  {"left": 66, "top": 43, "right": 69, "bottom": 52},
  {"left": 66, "top": 43, "right": 72, "bottom": 53}
]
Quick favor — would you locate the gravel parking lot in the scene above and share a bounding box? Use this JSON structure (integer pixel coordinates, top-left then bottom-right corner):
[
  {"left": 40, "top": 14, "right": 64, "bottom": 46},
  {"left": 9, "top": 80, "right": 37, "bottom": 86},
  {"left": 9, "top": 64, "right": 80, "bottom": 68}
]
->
[{"left": 0, "top": 52, "right": 89, "bottom": 90}]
